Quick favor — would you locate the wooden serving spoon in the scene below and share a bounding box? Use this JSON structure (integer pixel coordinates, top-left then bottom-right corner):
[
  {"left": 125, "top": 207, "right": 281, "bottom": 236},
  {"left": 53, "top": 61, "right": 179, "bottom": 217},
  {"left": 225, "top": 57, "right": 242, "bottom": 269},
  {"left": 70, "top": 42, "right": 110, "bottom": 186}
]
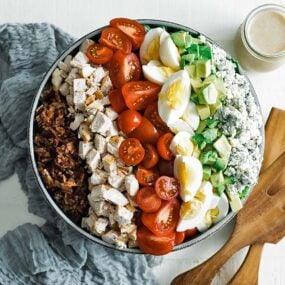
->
[
  {"left": 171, "top": 151, "right": 285, "bottom": 285},
  {"left": 229, "top": 108, "right": 285, "bottom": 285}
]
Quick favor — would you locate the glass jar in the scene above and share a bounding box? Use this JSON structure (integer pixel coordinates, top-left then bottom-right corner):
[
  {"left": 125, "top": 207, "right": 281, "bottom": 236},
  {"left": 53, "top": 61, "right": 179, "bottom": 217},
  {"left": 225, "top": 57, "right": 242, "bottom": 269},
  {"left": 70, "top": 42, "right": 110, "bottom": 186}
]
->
[{"left": 235, "top": 4, "right": 285, "bottom": 71}]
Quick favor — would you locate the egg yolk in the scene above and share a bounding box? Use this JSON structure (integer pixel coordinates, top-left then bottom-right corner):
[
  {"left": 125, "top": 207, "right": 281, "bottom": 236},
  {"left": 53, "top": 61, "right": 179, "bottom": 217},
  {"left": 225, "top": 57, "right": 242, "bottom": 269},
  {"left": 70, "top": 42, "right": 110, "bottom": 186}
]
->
[
  {"left": 177, "top": 160, "right": 190, "bottom": 191},
  {"left": 144, "top": 37, "right": 160, "bottom": 62},
  {"left": 180, "top": 200, "right": 201, "bottom": 218},
  {"left": 160, "top": 66, "right": 175, "bottom": 77},
  {"left": 176, "top": 140, "right": 193, "bottom": 156}
]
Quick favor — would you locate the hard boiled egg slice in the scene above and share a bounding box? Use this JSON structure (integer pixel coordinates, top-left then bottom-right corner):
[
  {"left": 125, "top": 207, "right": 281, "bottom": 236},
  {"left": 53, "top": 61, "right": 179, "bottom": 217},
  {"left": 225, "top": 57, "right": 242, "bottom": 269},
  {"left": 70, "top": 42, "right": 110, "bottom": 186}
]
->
[
  {"left": 170, "top": 131, "right": 194, "bottom": 156},
  {"left": 212, "top": 193, "right": 229, "bottom": 224},
  {"left": 160, "top": 32, "right": 180, "bottom": 70},
  {"left": 174, "top": 155, "right": 203, "bottom": 202},
  {"left": 142, "top": 60, "right": 175, "bottom": 85},
  {"left": 181, "top": 101, "right": 200, "bottom": 131},
  {"left": 169, "top": 119, "right": 194, "bottom": 135},
  {"left": 158, "top": 70, "right": 191, "bottom": 125},
  {"left": 140, "top": 27, "right": 164, "bottom": 65},
  {"left": 177, "top": 181, "right": 213, "bottom": 231}
]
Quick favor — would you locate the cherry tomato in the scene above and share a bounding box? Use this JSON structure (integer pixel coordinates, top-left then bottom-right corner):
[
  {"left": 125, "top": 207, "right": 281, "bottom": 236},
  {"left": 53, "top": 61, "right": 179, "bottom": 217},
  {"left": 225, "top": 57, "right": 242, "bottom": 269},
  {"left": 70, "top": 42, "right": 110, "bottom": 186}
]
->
[
  {"left": 136, "top": 187, "right": 162, "bottom": 213},
  {"left": 128, "top": 117, "right": 159, "bottom": 144},
  {"left": 108, "top": 89, "right": 127, "bottom": 113},
  {"left": 119, "top": 138, "right": 145, "bottom": 166},
  {"left": 109, "top": 51, "right": 141, "bottom": 88},
  {"left": 110, "top": 18, "right": 146, "bottom": 50},
  {"left": 118, "top": 110, "right": 142, "bottom": 134},
  {"left": 99, "top": 27, "right": 132, "bottom": 53},
  {"left": 157, "top": 132, "right": 174, "bottom": 160},
  {"left": 86, "top": 43, "right": 113, "bottom": 64},
  {"left": 142, "top": 144, "right": 159, "bottom": 169},
  {"left": 121, "top": 81, "right": 161, "bottom": 111},
  {"left": 185, "top": 228, "right": 199, "bottom": 239},
  {"left": 137, "top": 226, "right": 175, "bottom": 255},
  {"left": 158, "top": 159, "right": 174, "bottom": 177},
  {"left": 175, "top": 231, "right": 186, "bottom": 245},
  {"left": 144, "top": 102, "right": 169, "bottom": 133},
  {"left": 155, "top": 176, "right": 180, "bottom": 200},
  {"left": 141, "top": 199, "right": 180, "bottom": 236},
  {"left": 135, "top": 165, "right": 159, "bottom": 186}
]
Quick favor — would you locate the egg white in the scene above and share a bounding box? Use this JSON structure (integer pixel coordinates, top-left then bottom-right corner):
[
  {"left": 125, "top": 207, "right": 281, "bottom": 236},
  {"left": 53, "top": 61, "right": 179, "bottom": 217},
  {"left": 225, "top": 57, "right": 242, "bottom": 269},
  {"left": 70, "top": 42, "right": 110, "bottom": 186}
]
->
[
  {"left": 169, "top": 131, "right": 194, "bottom": 156},
  {"left": 181, "top": 101, "right": 200, "bottom": 131},
  {"left": 160, "top": 33, "right": 180, "bottom": 70}
]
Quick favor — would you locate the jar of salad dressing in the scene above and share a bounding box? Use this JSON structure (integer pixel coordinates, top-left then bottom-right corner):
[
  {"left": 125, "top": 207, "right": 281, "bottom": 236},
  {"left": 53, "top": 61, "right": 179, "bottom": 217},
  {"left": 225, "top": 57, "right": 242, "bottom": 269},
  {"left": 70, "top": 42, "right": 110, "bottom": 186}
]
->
[{"left": 235, "top": 4, "right": 285, "bottom": 71}]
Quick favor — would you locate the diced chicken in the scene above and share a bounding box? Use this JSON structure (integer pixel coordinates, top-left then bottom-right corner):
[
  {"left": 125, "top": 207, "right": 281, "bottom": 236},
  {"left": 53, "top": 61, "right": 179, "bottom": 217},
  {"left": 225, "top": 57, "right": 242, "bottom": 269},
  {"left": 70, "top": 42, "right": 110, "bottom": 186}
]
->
[
  {"left": 106, "top": 121, "right": 119, "bottom": 137},
  {"left": 107, "top": 136, "right": 124, "bottom": 157},
  {"left": 105, "top": 107, "right": 118, "bottom": 121},
  {"left": 101, "top": 75, "right": 113, "bottom": 95},
  {"left": 120, "top": 224, "right": 137, "bottom": 235},
  {"left": 80, "top": 64, "right": 95, "bottom": 78},
  {"left": 118, "top": 166, "right": 133, "bottom": 176},
  {"left": 79, "top": 141, "right": 93, "bottom": 160},
  {"left": 66, "top": 94, "right": 73, "bottom": 106},
  {"left": 102, "top": 230, "right": 120, "bottom": 245},
  {"left": 101, "top": 96, "right": 110, "bottom": 106},
  {"left": 94, "top": 134, "right": 108, "bottom": 154},
  {"left": 90, "top": 111, "right": 112, "bottom": 136},
  {"left": 64, "top": 55, "right": 73, "bottom": 66},
  {"left": 79, "top": 39, "right": 95, "bottom": 53},
  {"left": 88, "top": 184, "right": 110, "bottom": 201},
  {"left": 104, "top": 188, "right": 129, "bottom": 206},
  {"left": 59, "top": 82, "right": 70, "bottom": 96},
  {"left": 89, "top": 169, "right": 108, "bottom": 185},
  {"left": 126, "top": 193, "right": 138, "bottom": 208},
  {"left": 86, "top": 148, "right": 100, "bottom": 172},
  {"left": 102, "top": 153, "right": 117, "bottom": 173},
  {"left": 108, "top": 171, "right": 125, "bottom": 188},
  {"left": 70, "top": 51, "right": 89, "bottom": 68},
  {"left": 81, "top": 213, "right": 97, "bottom": 230},
  {"left": 85, "top": 114, "right": 95, "bottom": 125},
  {"left": 58, "top": 61, "right": 70, "bottom": 72},
  {"left": 128, "top": 239, "right": 138, "bottom": 248},
  {"left": 82, "top": 214, "right": 109, "bottom": 236},
  {"left": 73, "top": 78, "right": 87, "bottom": 92},
  {"left": 79, "top": 123, "right": 92, "bottom": 142},
  {"left": 116, "top": 235, "right": 128, "bottom": 249},
  {"left": 86, "top": 86, "right": 98, "bottom": 96},
  {"left": 91, "top": 200, "right": 112, "bottom": 217},
  {"left": 51, "top": 68, "right": 63, "bottom": 91},
  {"left": 70, "top": 113, "right": 84, "bottom": 130},
  {"left": 109, "top": 211, "right": 117, "bottom": 227},
  {"left": 92, "top": 67, "right": 107, "bottom": 84},
  {"left": 73, "top": 91, "right": 86, "bottom": 110},
  {"left": 86, "top": 99, "right": 104, "bottom": 113},
  {"left": 65, "top": 68, "right": 79, "bottom": 85},
  {"left": 114, "top": 206, "right": 134, "bottom": 226},
  {"left": 125, "top": 174, "right": 139, "bottom": 196}
]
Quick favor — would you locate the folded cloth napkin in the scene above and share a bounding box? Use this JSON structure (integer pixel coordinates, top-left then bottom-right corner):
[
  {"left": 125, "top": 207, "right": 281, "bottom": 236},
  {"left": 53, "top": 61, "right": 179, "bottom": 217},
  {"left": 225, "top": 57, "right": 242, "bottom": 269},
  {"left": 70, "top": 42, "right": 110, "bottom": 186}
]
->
[{"left": 0, "top": 23, "right": 162, "bottom": 285}]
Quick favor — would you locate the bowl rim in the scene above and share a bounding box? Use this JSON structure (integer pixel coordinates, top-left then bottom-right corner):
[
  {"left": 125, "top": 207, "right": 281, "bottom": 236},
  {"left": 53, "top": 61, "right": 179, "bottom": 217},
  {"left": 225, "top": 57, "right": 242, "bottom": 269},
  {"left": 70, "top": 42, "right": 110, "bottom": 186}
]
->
[{"left": 28, "top": 19, "right": 265, "bottom": 254}]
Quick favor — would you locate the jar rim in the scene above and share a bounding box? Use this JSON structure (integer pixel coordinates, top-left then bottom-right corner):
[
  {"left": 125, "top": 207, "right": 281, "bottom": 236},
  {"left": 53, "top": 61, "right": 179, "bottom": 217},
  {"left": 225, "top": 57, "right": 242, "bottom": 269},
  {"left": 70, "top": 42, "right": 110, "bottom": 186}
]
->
[{"left": 243, "top": 4, "right": 285, "bottom": 59}]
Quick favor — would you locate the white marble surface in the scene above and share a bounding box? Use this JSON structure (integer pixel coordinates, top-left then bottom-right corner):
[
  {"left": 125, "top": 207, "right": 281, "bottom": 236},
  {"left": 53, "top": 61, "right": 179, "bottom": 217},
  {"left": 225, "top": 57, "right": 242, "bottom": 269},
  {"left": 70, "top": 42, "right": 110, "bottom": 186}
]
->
[{"left": 0, "top": 0, "right": 285, "bottom": 284}]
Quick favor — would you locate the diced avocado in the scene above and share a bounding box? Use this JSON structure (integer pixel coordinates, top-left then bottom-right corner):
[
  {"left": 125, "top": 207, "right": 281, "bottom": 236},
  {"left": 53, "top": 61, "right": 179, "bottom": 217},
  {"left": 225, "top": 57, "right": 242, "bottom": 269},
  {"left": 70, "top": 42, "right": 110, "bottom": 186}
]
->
[
  {"left": 196, "top": 104, "right": 211, "bottom": 120},
  {"left": 200, "top": 150, "right": 218, "bottom": 165},
  {"left": 200, "top": 141, "right": 207, "bottom": 150},
  {"left": 190, "top": 38, "right": 203, "bottom": 45},
  {"left": 182, "top": 54, "right": 196, "bottom": 65},
  {"left": 191, "top": 78, "right": 204, "bottom": 92},
  {"left": 199, "top": 44, "right": 212, "bottom": 61},
  {"left": 224, "top": 175, "right": 235, "bottom": 185},
  {"left": 214, "top": 77, "right": 227, "bottom": 99},
  {"left": 213, "top": 135, "right": 232, "bottom": 159},
  {"left": 192, "top": 144, "right": 201, "bottom": 158},
  {"left": 206, "top": 118, "right": 219, "bottom": 129},
  {"left": 209, "top": 100, "right": 222, "bottom": 116},
  {"left": 203, "top": 74, "right": 216, "bottom": 85},
  {"left": 202, "top": 128, "right": 218, "bottom": 144},
  {"left": 196, "top": 59, "right": 212, "bottom": 78},
  {"left": 214, "top": 157, "right": 228, "bottom": 170},
  {"left": 229, "top": 195, "right": 243, "bottom": 212},
  {"left": 192, "top": 133, "right": 204, "bottom": 147},
  {"left": 184, "top": 64, "right": 197, "bottom": 78},
  {"left": 190, "top": 93, "right": 199, "bottom": 104},
  {"left": 196, "top": 120, "right": 207, "bottom": 133},
  {"left": 171, "top": 31, "right": 192, "bottom": 48},
  {"left": 198, "top": 83, "right": 218, "bottom": 104},
  {"left": 210, "top": 171, "right": 224, "bottom": 187},
  {"left": 203, "top": 166, "right": 212, "bottom": 180},
  {"left": 178, "top": 47, "right": 187, "bottom": 54},
  {"left": 216, "top": 184, "right": 225, "bottom": 196}
]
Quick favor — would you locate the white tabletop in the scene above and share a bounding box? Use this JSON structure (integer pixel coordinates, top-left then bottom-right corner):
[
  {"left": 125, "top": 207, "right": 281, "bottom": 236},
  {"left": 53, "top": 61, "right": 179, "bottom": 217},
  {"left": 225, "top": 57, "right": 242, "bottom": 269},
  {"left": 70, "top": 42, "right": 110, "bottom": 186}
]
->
[{"left": 0, "top": 0, "right": 285, "bottom": 284}]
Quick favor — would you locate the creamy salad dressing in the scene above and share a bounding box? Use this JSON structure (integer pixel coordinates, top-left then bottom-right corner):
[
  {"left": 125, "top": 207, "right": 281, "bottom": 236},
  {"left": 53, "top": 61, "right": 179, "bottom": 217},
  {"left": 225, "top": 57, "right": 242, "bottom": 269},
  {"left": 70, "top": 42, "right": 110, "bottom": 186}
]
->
[{"left": 248, "top": 10, "right": 285, "bottom": 55}]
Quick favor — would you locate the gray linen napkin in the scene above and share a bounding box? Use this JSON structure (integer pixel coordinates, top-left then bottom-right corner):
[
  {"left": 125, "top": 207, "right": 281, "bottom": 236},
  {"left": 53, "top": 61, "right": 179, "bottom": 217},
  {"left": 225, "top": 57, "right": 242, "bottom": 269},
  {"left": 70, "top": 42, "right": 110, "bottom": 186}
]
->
[{"left": 0, "top": 23, "right": 161, "bottom": 285}]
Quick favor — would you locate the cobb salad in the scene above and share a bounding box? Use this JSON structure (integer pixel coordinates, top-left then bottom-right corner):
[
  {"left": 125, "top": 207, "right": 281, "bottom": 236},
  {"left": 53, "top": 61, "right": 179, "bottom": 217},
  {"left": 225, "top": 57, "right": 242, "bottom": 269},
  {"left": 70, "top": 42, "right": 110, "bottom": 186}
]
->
[{"left": 34, "top": 18, "right": 263, "bottom": 255}]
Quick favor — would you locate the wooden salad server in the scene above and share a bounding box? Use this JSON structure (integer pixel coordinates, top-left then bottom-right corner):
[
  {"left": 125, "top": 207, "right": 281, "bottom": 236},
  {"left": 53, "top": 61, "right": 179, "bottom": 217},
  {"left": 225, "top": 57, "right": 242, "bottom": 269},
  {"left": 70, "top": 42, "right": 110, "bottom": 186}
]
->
[
  {"left": 229, "top": 108, "right": 285, "bottom": 285},
  {"left": 171, "top": 151, "right": 285, "bottom": 285}
]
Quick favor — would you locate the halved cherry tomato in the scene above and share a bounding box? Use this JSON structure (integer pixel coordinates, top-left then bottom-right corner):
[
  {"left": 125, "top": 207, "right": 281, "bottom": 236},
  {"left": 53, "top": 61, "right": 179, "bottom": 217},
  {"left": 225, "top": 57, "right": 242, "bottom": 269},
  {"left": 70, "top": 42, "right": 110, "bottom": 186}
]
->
[
  {"left": 136, "top": 187, "right": 162, "bottom": 213},
  {"left": 108, "top": 89, "right": 127, "bottom": 113},
  {"left": 137, "top": 226, "right": 175, "bottom": 255},
  {"left": 109, "top": 51, "right": 141, "bottom": 88},
  {"left": 155, "top": 176, "right": 180, "bottom": 200},
  {"left": 121, "top": 81, "right": 161, "bottom": 111},
  {"left": 86, "top": 43, "right": 113, "bottom": 64},
  {"left": 128, "top": 117, "right": 159, "bottom": 144},
  {"left": 144, "top": 102, "right": 169, "bottom": 133},
  {"left": 185, "top": 228, "right": 199, "bottom": 239},
  {"left": 158, "top": 159, "right": 174, "bottom": 177},
  {"left": 141, "top": 199, "right": 180, "bottom": 236},
  {"left": 175, "top": 231, "right": 186, "bottom": 245},
  {"left": 118, "top": 110, "right": 142, "bottom": 134},
  {"left": 119, "top": 138, "right": 145, "bottom": 166},
  {"left": 99, "top": 27, "right": 132, "bottom": 53},
  {"left": 110, "top": 18, "right": 146, "bottom": 50},
  {"left": 142, "top": 144, "right": 159, "bottom": 169},
  {"left": 135, "top": 165, "right": 159, "bottom": 186},
  {"left": 157, "top": 132, "right": 174, "bottom": 160}
]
